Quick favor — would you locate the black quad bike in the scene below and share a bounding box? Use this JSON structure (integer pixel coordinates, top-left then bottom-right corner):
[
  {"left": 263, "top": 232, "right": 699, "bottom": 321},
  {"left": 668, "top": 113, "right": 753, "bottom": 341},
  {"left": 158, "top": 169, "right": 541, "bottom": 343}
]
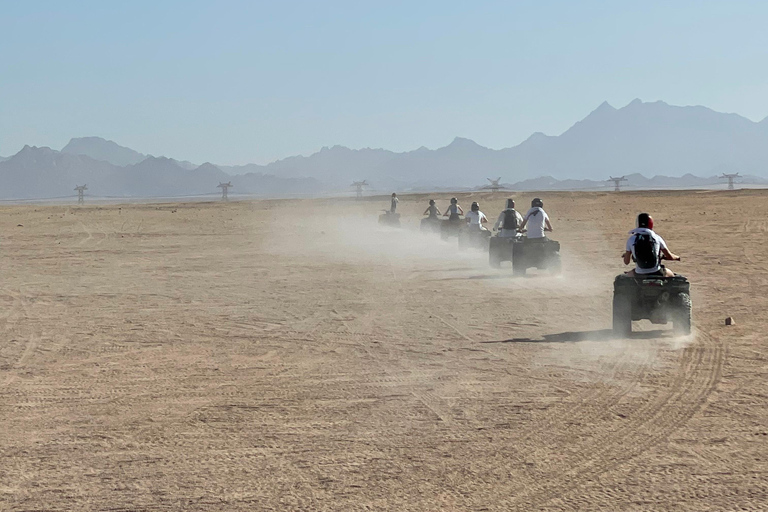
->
[
  {"left": 457, "top": 225, "right": 492, "bottom": 251},
  {"left": 379, "top": 211, "right": 401, "bottom": 227},
  {"left": 420, "top": 215, "right": 442, "bottom": 234},
  {"left": 488, "top": 233, "right": 518, "bottom": 268},
  {"left": 490, "top": 232, "right": 561, "bottom": 275},
  {"left": 612, "top": 258, "right": 691, "bottom": 336},
  {"left": 440, "top": 216, "right": 464, "bottom": 240}
]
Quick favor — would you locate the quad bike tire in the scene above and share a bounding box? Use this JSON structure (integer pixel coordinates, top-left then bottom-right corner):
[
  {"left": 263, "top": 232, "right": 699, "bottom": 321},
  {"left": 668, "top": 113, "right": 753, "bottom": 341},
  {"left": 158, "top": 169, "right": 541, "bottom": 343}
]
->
[
  {"left": 489, "top": 246, "right": 503, "bottom": 268},
  {"left": 612, "top": 293, "right": 632, "bottom": 337},
  {"left": 548, "top": 252, "right": 562, "bottom": 274},
  {"left": 673, "top": 292, "right": 692, "bottom": 335},
  {"left": 457, "top": 231, "right": 467, "bottom": 251}
]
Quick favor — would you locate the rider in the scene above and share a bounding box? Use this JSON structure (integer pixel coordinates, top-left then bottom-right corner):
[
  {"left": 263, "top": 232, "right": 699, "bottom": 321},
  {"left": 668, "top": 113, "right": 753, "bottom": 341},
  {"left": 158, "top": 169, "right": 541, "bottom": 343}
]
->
[
  {"left": 423, "top": 199, "right": 441, "bottom": 218},
  {"left": 444, "top": 197, "right": 464, "bottom": 220},
  {"left": 465, "top": 201, "right": 489, "bottom": 231},
  {"left": 518, "top": 197, "right": 553, "bottom": 239},
  {"left": 623, "top": 213, "right": 680, "bottom": 277},
  {"left": 390, "top": 193, "right": 399, "bottom": 213},
  {"left": 493, "top": 198, "right": 523, "bottom": 237}
]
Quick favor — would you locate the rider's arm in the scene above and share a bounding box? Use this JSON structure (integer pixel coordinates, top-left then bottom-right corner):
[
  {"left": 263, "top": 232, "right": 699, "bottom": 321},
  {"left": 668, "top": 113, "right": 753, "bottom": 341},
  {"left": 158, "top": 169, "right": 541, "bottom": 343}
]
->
[
  {"left": 623, "top": 250, "right": 632, "bottom": 265},
  {"left": 494, "top": 213, "right": 503, "bottom": 230},
  {"left": 518, "top": 217, "right": 528, "bottom": 231},
  {"left": 435, "top": 208, "right": 441, "bottom": 216},
  {"left": 661, "top": 248, "right": 681, "bottom": 261},
  {"left": 481, "top": 213, "right": 488, "bottom": 224},
  {"left": 423, "top": 208, "right": 429, "bottom": 215},
  {"left": 544, "top": 218, "right": 553, "bottom": 232},
  {"left": 458, "top": 206, "right": 464, "bottom": 214}
]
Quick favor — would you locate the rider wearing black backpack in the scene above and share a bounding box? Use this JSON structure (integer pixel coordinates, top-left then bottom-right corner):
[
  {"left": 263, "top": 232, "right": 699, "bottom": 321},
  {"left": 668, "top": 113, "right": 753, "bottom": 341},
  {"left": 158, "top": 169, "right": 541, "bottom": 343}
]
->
[
  {"left": 493, "top": 198, "right": 524, "bottom": 237},
  {"left": 623, "top": 213, "right": 680, "bottom": 277}
]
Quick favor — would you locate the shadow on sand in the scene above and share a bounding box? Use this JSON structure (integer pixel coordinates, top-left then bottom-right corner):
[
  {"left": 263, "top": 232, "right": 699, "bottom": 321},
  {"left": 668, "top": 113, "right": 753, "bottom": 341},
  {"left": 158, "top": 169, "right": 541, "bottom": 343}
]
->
[
  {"left": 482, "top": 329, "right": 672, "bottom": 344},
  {"left": 434, "top": 273, "right": 553, "bottom": 281}
]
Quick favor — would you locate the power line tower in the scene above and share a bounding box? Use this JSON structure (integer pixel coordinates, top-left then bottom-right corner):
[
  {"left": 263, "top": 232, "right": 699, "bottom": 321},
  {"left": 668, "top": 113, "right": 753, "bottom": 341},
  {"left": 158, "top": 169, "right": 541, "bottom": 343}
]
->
[
  {"left": 486, "top": 177, "right": 502, "bottom": 193},
  {"left": 720, "top": 172, "right": 740, "bottom": 190},
  {"left": 74, "top": 184, "right": 87, "bottom": 204},
  {"left": 217, "top": 182, "right": 232, "bottom": 201},
  {"left": 351, "top": 180, "right": 368, "bottom": 199},
  {"left": 608, "top": 176, "right": 628, "bottom": 192}
]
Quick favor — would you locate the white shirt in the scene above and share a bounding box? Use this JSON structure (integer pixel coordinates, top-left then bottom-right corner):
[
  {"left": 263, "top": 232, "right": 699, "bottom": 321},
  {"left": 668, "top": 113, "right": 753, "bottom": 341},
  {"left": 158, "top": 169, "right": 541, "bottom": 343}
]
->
[
  {"left": 523, "top": 207, "right": 549, "bottom": 238},
  {"left": 466, "top": 210, "right": 488, "bottom": 227},
  {"left": 494, "top": 209, "right": 524, "bottom": 232},
  {"left": 625, "top": 228, "right": 668, "bottom": 274}
]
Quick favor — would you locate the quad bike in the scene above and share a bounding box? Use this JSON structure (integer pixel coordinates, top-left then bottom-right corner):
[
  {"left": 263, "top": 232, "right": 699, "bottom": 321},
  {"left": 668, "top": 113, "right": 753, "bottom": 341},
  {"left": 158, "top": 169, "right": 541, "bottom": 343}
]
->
[
  {"left": 379, "top": 210, "right": 401, "bottom": 227},
  {"left": 612, "top": 256, "right": 691, "bottom": 336},
  {"left": 457, "top": 225, "right": 492, "bottom": 251},
  {"left": 440, "top": 215, "right": 464, "bottom": 240},
  {"left": 420, "top": 215, "right": 442, "bottom": 234},
  {"left": 488, "top": 231, "right": 521, "bottom": 268},
  {"left": 496, "top": 230, "right": 561, "bottom": 275}
]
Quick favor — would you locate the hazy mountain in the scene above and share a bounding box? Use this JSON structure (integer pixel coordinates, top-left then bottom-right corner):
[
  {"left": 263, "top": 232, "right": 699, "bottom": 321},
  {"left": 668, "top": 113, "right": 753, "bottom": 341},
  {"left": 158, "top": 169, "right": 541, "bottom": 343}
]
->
[
  {"left": 62, "top": 136, "right": 198, "bottom": 170},
  {"left": 251, "top": 99, "right": 768, "bottom": 187},
  {"left": 0, "top": 147, "right": 323, "bottom": 199},
  {"left": 501, "top": 99, "right": 768, "bottom": 181},
  {"left": 4, "top": 99, "right": 767, "bottom": 199},
  {"left": 62, "top": 137, "right": 147, "bottom": 167},
  {"left": 0, "top": 145, "right": 120, "bottom": 199}
]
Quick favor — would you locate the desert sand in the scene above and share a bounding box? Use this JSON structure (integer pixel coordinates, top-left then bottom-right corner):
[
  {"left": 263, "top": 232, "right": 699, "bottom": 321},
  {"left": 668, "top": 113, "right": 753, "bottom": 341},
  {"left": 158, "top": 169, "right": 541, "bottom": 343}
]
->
[{"left": 0, "top": 190, "right": 766, "bottom": 511}]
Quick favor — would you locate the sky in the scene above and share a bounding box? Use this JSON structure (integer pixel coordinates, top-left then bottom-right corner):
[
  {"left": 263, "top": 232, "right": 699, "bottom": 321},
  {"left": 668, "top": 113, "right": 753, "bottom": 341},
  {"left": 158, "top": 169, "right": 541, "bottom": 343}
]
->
[{"left": 2, "top": 0, "right": 768, "bottom": 165}]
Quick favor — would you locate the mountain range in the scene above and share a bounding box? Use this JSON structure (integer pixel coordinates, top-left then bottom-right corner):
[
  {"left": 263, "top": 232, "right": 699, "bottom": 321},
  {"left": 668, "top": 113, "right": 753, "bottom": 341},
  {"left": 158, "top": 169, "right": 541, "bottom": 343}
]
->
[{"left": 1, "top": 99, "right": 766, "bottom": 199}]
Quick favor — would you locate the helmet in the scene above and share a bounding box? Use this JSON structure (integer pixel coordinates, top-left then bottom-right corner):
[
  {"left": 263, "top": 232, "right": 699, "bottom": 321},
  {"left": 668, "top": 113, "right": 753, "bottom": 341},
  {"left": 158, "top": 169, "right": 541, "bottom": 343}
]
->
[
  {"left": 429, "top": 199, "right": 435, "bottom": 206},
  {"left": 392, "top": 192, "right": 397, "bottom": 197},
  {"left": 450, "top": 197, "right": 458, "bottom": 204},
  {"left": 636, "top": 212, "right": 654, "bottom": 230},
  {"left": 506, "top": 198, "right": 515, "bottom": 209},
  {"left": 531, "top": 197, "right": 543, "bottom": 208},
  {"left": 471, "top": 201, "right": 479, "bottom": 211}
]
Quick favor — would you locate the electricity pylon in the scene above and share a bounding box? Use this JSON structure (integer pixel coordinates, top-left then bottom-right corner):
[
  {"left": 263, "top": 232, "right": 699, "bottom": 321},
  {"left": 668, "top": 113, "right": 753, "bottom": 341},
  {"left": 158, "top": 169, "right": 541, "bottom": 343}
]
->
[{"left": 608, "top": 176, "right": 627, "bottom": 192}]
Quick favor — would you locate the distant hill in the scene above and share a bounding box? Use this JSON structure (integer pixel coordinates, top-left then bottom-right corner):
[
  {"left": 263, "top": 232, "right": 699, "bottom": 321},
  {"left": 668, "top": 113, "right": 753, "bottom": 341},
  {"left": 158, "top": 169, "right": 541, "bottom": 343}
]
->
[
  {"left": 62, "top": 136, "right": 197, "bottom": 169},
  {"left": 0, "top": 146, "right": 323, "bottom": 199},
  {"left": 3, "top": 99, "right": 768, "bottom": 199},
  {"left": 62, "top": 137, "right": 147, "bottom": 167},
  {"left": 244, "top": 99, "right": 768, "bottom": 187}
]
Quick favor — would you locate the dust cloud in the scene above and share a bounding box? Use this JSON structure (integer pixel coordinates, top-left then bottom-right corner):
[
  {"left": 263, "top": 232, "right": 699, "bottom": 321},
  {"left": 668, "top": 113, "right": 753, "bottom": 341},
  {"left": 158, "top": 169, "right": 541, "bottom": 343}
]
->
[{"left": 262, "top": 201, "right": 694, "bottom": 380}]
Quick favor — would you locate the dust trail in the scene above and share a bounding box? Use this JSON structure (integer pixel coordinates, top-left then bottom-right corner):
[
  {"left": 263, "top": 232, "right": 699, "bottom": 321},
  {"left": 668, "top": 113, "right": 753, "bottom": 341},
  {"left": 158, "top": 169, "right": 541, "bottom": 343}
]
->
[{"left": 263, "top": 202, "right": 697, "bottom": 383}]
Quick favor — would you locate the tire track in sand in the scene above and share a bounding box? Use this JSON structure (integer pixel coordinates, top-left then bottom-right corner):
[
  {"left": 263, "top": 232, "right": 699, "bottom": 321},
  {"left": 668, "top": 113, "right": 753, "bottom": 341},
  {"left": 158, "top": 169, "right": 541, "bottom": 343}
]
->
[
  {"left": 437, "top": 313, "right": 656, "bottom": 463},
  {"left": 507, "top": 329, "right": 724, "bottom": 510},
  {"left": 1, "top": 290, "right": 38, "bottom": 388}
]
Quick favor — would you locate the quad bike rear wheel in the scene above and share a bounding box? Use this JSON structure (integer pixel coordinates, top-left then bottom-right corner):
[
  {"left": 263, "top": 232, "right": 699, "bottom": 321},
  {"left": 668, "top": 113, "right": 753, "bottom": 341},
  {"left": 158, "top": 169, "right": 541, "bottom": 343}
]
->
[
  {"left": 673, "top": 292, "right": 692, "bottom": 335},
  {"left": 548, "top": 252, "right": 562, "bottom": 274},
  {"left": 489, "top": 246, "right": 503, "bottom": 268},
  {"left": 612, "top": 293, "right": 632, "bottom": 337}
]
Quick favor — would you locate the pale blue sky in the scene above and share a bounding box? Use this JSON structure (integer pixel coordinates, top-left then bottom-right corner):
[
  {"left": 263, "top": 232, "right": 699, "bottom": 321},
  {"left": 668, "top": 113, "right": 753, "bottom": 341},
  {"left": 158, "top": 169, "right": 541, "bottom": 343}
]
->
[{"left": 2, "top": 0, "right": 767, "bottom": 164}]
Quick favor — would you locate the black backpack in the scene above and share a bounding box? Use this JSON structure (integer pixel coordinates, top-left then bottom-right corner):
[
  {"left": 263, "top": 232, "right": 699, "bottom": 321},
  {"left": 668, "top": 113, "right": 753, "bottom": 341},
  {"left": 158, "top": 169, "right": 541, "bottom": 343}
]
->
[
  {"left": 502, "top": 209, "right": 518, "bottom": 230},
  {"left": 633, "top": 233, "right": 659, "bottom": 270}
]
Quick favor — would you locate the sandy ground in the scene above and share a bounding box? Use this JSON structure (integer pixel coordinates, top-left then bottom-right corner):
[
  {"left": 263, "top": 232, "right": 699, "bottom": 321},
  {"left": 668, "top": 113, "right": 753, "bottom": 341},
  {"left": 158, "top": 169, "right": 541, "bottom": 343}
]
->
[{"left": 0, "top": 190, "right": 766, "bottom": 511}]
